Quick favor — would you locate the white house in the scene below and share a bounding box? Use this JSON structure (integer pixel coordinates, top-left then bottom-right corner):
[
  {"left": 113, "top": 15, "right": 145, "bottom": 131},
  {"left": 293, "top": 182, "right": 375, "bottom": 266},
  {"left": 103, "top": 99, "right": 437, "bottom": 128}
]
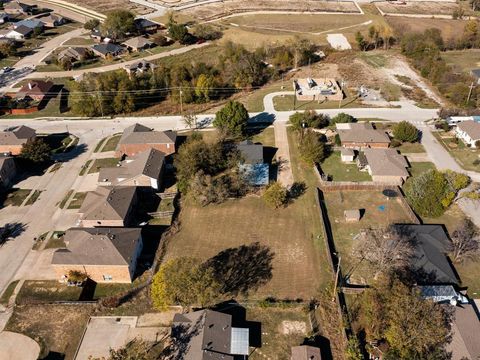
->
[{"left": 456, "top": 120, "right": 480, "bottom": 148}]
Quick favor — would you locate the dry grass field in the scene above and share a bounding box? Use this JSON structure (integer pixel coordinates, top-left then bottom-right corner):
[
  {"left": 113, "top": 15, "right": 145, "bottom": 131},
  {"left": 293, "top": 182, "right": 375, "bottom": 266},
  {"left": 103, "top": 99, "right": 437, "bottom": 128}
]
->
[
  {"left": 387, "top": 17, "right": 469, "bottom": 40},
  {"left": 323, "top": 190, "right": 413, "bottom": 285},
  {"left": 376, "top": 1, "right": 459, "bottom": 15},
  {"left": 443, "top": 49, "right": 480, "bottom": 73},
  {"left": 66, "top": 0, "right": 152, "bottom": 15}
]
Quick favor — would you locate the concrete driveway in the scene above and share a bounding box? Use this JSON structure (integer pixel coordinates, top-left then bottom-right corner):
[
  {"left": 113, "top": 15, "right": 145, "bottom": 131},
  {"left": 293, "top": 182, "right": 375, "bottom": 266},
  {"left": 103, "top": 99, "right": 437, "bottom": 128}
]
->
[{"left": 0, "top": 331, "right": 40, "bottom": 360}]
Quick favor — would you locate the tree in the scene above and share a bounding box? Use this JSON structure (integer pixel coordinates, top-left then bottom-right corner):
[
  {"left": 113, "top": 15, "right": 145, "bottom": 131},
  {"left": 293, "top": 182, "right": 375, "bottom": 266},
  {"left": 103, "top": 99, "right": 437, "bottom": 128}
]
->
[
  {"left": 353, "top": 227, "right": 414, "bottom": 280},
  {"left": 151, "top": 257, "right": 220, "bottom": 311},
  {"left": 190, "top": 170, "right": 230, "bottom": 206},
  {"left": 213, "top": 100, "right": 249, "bottom": 138},
  {"left": 183, "top": 112, "right": 197, "bottom": 129},
  {"left": 448, "top": 218, "right": 479, "bottom": 263},
  {"left": 193, "top": 24, "right": 222, "bottom": 40},
  {"left": 195, "top": 73, "right": 215, "bottom": 102},
  {"left": 0, "top": 42, "right": 16, "bottom": 57},
  {"left": 299, "top": 130, "right": 327, "bottom": 165},
  {"left": 20, "top": 138, "right": 51, "bottom": 163},
  {"left": 346, "top": 336, "right": 363, "bottom": 360},
  {"left": 101, "top": 10, "right": 135, "bottom": 41},
  {"left": 392, "top": 121, "right": 419, "bottom": 142},
  {"left": 167, "top": 13, "right": 189, "bottom": 44},
  {"left": 263, "top": 182, "right": 288, "bottom": 209},
  {"left": 444, "top": 170, "right": 470, "bottom": 191},
  {"left": 330, "top": 112, "right": 356, "bottom": 124},
  {"left": 355, "top": 31, "right": 367, "bottom": 51},
  {"left": 289, "top": 110, "right": 329, "bottom": 132},
  {"left": 470, "top": 0, "right": 480, "bottom": 11},
  {"left": 84, "top": 18, "right": 100, "bottom": 31}
]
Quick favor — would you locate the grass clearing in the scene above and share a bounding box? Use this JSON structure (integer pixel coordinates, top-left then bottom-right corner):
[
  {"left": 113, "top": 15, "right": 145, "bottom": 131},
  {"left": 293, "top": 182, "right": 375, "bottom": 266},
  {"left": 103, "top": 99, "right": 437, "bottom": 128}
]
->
[
  {"left": 323, "top": 189, "right": 413, "bottom": 285},
  {"left": 387, "top": 17, "right": 468, "bottom": 41},
  {"left": 6, "top": 303, "right": 93, "bottom": 359},
  {"left": 88, "top": 157, "right": 120, "bottom": 174},
  {"left": 443, "top": 49, "right": 480, "bottom": 74},
  {"left": 68, "top": 192, "right": 87, "bottom": 210},
  {"left": 3, "top": 188, "right": 31, "bottom": 207},
  {"left": 0, "top": 280, "right": 19, "bottom": 305},
  {"left": 321, "top": 152, "right": 372, "bottom": 182},
  {"left": 432, "top": 132, "right": 480, "bottom": 172}
]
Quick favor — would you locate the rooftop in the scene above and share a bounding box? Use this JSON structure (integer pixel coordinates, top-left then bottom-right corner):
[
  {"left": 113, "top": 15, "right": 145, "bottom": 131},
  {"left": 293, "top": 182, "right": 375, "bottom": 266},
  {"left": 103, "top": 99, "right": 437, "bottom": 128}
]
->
[
  {"left": 0, "top": 125, "right": 36, "bottom": 145},
  {"left": 117, "top": 123, "right": 176, "bottom": 147},
  {"left": 457, "top": 120, "right": 480, "bottom": 140},
  {"left": 337, "top": 122, "right": 390, "bottom": 144},
  {"left": 448, "top": 303, "right": 480, "bottom": 360},
  {"left": 363, "top": 148, "right": 409, "bottom": 177},
  {"left": 79, "top": 186, "right": 137, "bottom": 222}
]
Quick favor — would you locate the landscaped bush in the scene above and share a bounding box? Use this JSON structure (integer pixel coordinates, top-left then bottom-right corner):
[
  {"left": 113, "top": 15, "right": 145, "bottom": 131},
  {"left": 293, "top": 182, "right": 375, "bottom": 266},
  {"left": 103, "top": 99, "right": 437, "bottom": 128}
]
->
[{"left": 393, "top": 121, "right": 419, "bottom": 143}]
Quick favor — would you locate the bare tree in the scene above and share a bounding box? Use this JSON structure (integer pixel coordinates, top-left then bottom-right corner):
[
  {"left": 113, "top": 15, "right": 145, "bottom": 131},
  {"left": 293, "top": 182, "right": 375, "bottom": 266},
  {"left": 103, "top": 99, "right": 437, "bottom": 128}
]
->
[
  {"left": 449, "top": 218, "right": 479, "bottom": 263},
  {"left": 183, "top": 112, "right": 198, "bottom": 130},
  {"left": 353, "top": 227, "right": 414, "bottom": 280}
]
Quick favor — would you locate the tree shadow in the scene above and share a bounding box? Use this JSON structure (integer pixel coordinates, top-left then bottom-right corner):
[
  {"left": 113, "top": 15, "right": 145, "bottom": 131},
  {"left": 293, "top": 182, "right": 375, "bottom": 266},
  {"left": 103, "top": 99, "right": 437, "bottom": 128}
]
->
[
  {"left": 40, "top": 352, "right": 65, "bottom": 360},
  {"left": 52, "top": 143, "right": 87, "bottom": 162},
  {"left": 0, "top": 222, "right": 27, "bottom": 246},
  {"left": 250, "top": 112, "right": 275, "bottom": 124},
  {"left": 205, "top": 242, "right": 274, "bottom": 296},
  {"left": 288, "top": 181, "right": 307, "bottom": 201}
]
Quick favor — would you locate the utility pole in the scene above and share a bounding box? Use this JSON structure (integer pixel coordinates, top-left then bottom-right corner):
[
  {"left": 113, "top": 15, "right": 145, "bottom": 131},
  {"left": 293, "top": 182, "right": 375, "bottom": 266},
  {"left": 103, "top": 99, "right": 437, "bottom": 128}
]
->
[
  {"left": 97, "top": 91, "right": 104, "bottom": 117},
  {"left": 179, "top": 89, "right": 183, "bottom": 116},
  {"left": 332, "top": 255, "right": 341, "bottom": 302},
  {"left": 467, "top": 81, "right": 475, "bottom": 105}
]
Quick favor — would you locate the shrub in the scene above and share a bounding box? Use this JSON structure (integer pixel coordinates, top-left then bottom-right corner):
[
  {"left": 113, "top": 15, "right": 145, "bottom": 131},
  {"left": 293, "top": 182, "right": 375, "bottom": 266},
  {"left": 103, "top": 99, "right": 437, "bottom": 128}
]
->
[
  {"left": 299, "top": 130, "right": 328, "bottom": 165},
  {"left": 213, "top": 100, "right": 249, "bottom": 138},
  {"left": 331, "top": 112, "right": 356, "bottom": 124},
  {"left": 393, "top": 121, "right": 419, "bottom": 143},
  {"left": 263, "top": 182, "right": 288, "bottom": 209}
]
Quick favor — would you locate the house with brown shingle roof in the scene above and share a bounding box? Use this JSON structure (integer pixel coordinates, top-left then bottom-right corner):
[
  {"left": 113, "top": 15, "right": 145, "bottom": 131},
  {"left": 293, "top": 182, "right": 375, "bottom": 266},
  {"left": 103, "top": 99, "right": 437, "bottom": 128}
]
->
[
  {"left": 291, "top": 345, "right": 322, "bottom": 360},
  {"left": 116, "top": 123, "right": 176, "bottom": 157},
  {"left": 78, "top": 186, "right": 138, "bottom": 227},
  {"left": 0, "top": 125, "right": 36, "bottom": 155},
  {"left": 456, "top": 120, "right": 480, "bottom": 148},
  {"left": 98, "top": 148, "right": 165, "bottom": 190},
  {"left": 16, "top": 80, "right": 54, "bottom": 102},
  {"left": 447, "top": 303, "right": 480, "bottom": 360},
  {"left": 122, "top": 36, "right": 154, "bottom": 52},
  {"left": 57, "top": 47, "right": 90, "bottom": 63},
  {"left": 337, "top": 122, "right": 390, "bottom": 149},
  {"left": 361, "top": 148, "right": 409, "bottom": 184},
  {"left": 52, "top": 227, "right": 143, "bottom": 283}
]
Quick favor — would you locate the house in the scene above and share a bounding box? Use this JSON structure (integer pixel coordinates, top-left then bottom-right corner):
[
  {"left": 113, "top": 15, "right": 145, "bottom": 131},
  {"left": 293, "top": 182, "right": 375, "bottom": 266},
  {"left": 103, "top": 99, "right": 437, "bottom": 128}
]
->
[
  {"left": 124, "top": 60, "right": 156, "bottom": 76},
  {"left": 470, "top": 69, "right": 480, "bottom": 84},
  {"left": 78, "top": 186, "right": 138, "bottom": 227},
  {"left": 122, "top": 36, "right": 153, "bottom": 52},
  {"left": 90, "top": 29, "right": 103, "bottom": 42},
  {"left": 37, "top": 13, "right": 66, "bottom": 27},
  {"left": 0, "top": 156, "right": 16, "bottom": 189},
  {"left": 98, "top": 148, "right": 165, "bottom": 190},
  {"left": 0, "top": 125, "right": 36, "bottom": 155},
  {"left": 236, "top": 140, "right": 269, "bottom": 186},
  {"left": 419, "top": 285, "right": 468, "bottom": 305},
  {"left": 340, "top": 148, "right": 355, "bottom": 162},
  {"left": 446, "top": 115, "right": 480, "bottom": 125},
  {"left": 134, "top": 18, "right": 162, "bottom": 34},
  {"left": 447, "top": 303, "right": 480, "bottom": 360},
  {"left": 52, "top": 227, "right": 143, "bottom": 283},
  {"left": 0, "top": 13, "right": 9, "bottom": 24},
  {"left": 361, "top": 148, "right": 409, "bottom": 184},
  {"left": 16, "top": 80, "right": 54, "bottom": 102},
  {"left": 293, "top": 78, "right": 343, "bottom": 101},
  {"left": 337, "top": 122, "right": 391, "bottom": 149},
  {"left": 14, "top": 19, "right": 44, "bottom": 31},
  {"left": 57, "top": 47, "right": 89, "bottom": 63},
  {"left": 171, "top": 309, "right": 250, "bottom": 359},
  {"left": 4, "top": 1, "right": 34, "bottom": 15},
  {"left": 91, "top": 43, "right": 124, "bottom": 59},
  {"left": 116, "top": 123, "right": 176, "bottom": 157},
  {"left": 455, "top": 120, "right": 480, "bottom": 148},
  {"left": 6, "top": 25, "right": 33, "bottom": 40},
  {"left": 291, "top": 345, "right": 322, "bottom": 360},
  {"left": 394, "top": 224, "right": 459, "bottom": 284}
]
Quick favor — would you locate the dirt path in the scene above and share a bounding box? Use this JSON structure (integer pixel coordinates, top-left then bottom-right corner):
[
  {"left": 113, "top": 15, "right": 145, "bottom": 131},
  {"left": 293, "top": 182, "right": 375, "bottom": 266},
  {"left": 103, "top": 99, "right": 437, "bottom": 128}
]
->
[{"left": 274, "top": 121, "right": 294, "bottom": 187}]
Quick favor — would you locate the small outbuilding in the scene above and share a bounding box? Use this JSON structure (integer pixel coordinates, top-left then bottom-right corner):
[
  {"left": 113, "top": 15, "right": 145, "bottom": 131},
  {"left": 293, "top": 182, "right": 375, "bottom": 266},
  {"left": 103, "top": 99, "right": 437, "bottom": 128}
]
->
[
  {"left": 340, "top": 148, "right": 355, "bottom": 162},
  {"left": 344, "top": 209, "right": 361, "bottom": 222}
]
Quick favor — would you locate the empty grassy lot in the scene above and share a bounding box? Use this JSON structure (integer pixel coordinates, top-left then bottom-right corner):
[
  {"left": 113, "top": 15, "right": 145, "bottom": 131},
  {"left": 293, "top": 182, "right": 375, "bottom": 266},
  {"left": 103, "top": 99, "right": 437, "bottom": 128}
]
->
[
  {"left": 432, "top": 132, "right": 480, "bottom": 172},
  {"left": 321, "top": 152, "right": 372, "bottom": 182},
  {"left": 377, "top": 1, "right": 459, "bottom": 15},
  {"left": 387, "top": 17, "right": 468, "bottom": 41},
  {"left": 442, "top": 49, "right": 480, "bottom": 74},
  {"left": 396, "top": 142, "right": 426, "bottom": 154},
  {"left": 323, "top": 189, "right": 413, "bottom": 285}
]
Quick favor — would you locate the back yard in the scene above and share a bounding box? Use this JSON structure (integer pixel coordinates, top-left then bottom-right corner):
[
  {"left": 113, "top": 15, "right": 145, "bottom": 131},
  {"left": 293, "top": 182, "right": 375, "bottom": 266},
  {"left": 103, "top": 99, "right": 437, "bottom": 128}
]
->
[
  {"left": 323, "top": 189, "right": 413, "bottom": 285},
  {"left": 320, "top": 152, "right": 372, "bottom": 182}
]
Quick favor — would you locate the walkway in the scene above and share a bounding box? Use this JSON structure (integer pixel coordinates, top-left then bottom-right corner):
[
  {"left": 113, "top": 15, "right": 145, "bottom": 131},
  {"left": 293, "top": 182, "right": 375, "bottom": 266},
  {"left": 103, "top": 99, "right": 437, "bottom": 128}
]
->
[{"left": 274, "top": 121, "right": 294, "bottom": 187}]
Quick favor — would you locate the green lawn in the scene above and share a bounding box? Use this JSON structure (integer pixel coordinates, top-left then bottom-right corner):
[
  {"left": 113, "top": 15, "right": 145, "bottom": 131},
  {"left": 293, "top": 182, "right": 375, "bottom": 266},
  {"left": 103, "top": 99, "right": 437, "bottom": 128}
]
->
[
  {"left": 408, "top": 162, "right": 436, "bottom": 178},
  {"left": 88, "top": 158, "right": 120, "bottom": 174},
  {"left": 321, "top": 152, "right": 372, "bottom": 182},
  {"left": 58, "top": 190, "right": 74, "bottom": 209},
  {"left": 3, "top": 189, "right": 31, "bottom": 207},
  {"left": 62, "top": 37, "right": 95, "bottom": 46},
  {"left": 397, "top": 142, "right": 426, "bottom": 154},
  {"left": 16, "top": 281, "right": 83, "bottom": 304},
  {"left": 251, "top": 127, "right": 275, "bottom": 147},
  {"left": 67, "top": 192, "right": 87, "bottom": 210},
  {"left": 101, "top": 134, "right": 122, "bottom": 152},
  {"left": 44, "top": 232, "right": 66, "bottom": 249},
  {"left": 242, "top": 83, "right": 285, "bottom": 112},
  {"left": 432, "top": 131, "right": 480, "bottom": 172},
  {"left": 0, "top": 280, "right": 19, "bottom": 305}
]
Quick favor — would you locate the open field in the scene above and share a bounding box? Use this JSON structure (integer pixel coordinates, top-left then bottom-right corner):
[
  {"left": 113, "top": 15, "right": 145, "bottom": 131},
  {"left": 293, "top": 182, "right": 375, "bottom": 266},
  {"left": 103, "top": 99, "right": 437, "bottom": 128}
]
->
[
  {"left": 6, "top": 304, "right": 93, "bottom": 359},
  {"left": 65, "top": 0, "right": 152, "bottom": 15},
  {"left": 376, "top": 1, "right": 459, "bottom": 15},
  {"left": 397, "top": 142, "right": 426, "bottom": 153},
  {"left": 432, "top": 131, "right": 480, "bottom": 172},
  {"left": 273, "top": 94, "right": 365, "bottom": 111},
  {"left": 387, "top": 17, "right": 468, "bottom": 40},
  {"left": 443, "top": 49, "right": 480, "bottom": 74},
  {"left": 321, "top": 152, "right": 372, "bottom": 182},
  {"left": 323, "top": 189, "right": 413, "bottom": 285}
]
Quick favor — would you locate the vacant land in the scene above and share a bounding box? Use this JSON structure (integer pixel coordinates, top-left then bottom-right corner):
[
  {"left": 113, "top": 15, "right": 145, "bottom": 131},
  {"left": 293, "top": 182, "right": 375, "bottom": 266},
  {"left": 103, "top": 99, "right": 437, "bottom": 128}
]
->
[
  {"left": 376, "top": 1, "right": 459, "bottom": 15},
  {"left": 443, "top": 49, "right": 480, "bottom": 74},
  {"left": 387, "top": 17, "right": 468, "bottom": 41},
  {"left": 273, "top": 94, "right": 364, "bottom": 111},
  {"left": 432, "top": 131, "right": 480, "bottom": 172},
  {"left": 321, "top": 152, "right": 372, "bottom": 182},
  {"left": 6, "top": 304, "right": 93, "bottom": 359},
  {"left": 323, "top": 189, "right": 413, "bottom": 284},
  {"left": 66, "top": 0, "right": 152, "bottom": 14}
]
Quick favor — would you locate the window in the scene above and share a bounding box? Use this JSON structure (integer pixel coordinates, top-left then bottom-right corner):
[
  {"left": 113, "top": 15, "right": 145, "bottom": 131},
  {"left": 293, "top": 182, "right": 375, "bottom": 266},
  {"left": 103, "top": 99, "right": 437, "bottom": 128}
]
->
[{"left": 103, "top": 274, "right": 113, "bottom": 281}]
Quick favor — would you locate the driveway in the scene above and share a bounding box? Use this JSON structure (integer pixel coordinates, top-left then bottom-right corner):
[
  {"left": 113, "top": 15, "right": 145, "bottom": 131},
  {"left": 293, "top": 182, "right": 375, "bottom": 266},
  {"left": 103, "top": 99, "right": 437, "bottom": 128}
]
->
[{"left": 0, "top": 331, "right": 40, "bottom": 360}]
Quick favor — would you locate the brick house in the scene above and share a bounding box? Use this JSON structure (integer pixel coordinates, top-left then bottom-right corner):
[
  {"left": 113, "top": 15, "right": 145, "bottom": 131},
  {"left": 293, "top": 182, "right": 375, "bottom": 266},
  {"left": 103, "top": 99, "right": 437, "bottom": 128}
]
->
[
  {"left": 0, "top": 125, "right": 36, "bottom": 155},
  {"left": 116, "top": 123, "right": 177, "bottom": 157},
  {"left": 16, "top": 80, "right": 54, "bottom": 102},
  {"left": 361, "top": 148, "right": 409, "bottom": 185},
  {"left": 98, "top": 148, "right": 165, "bottom": 190},
  {"left": 52, "top": 227, "right": 143, "bottom": 283},
  {"left": 78, "top": 186, "right": 138, "bottom": 227},
  {"left": 0, "top": 156, "right": 16, "bottom": 189},
  {"left": 337, "top": 122, "right": 391, "bottom": 149}
]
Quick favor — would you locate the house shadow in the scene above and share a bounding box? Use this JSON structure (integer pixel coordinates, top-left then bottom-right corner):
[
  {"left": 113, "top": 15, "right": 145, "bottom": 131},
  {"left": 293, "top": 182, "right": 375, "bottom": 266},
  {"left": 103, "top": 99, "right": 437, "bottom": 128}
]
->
[
  {"left": 249, "top": 112, "right": 275, "bottom": 124},
  {"left": 40, "top": 351, "right": 65, "bottom": 360},
  {"left": 37, "top": 84, "right": 62, "bottom": 111},
  {"left": 53, "top": 143, "right": 87, "bottom": 162},
  {"left": 204, "top": 242, "right": 274, "bottom": 297}
]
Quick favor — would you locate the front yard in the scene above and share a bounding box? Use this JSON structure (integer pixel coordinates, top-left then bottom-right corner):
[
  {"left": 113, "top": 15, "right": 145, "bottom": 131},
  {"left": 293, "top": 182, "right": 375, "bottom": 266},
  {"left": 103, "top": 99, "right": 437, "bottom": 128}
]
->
[
  {"left": 2, "top": 188, "right": 31, "bottom": 207},
  {"left": 432, "top": 131, "right": 480, "bottom": 172},
  {"left": 88, "top": 157, "right": 120, "bottom": 174}
]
